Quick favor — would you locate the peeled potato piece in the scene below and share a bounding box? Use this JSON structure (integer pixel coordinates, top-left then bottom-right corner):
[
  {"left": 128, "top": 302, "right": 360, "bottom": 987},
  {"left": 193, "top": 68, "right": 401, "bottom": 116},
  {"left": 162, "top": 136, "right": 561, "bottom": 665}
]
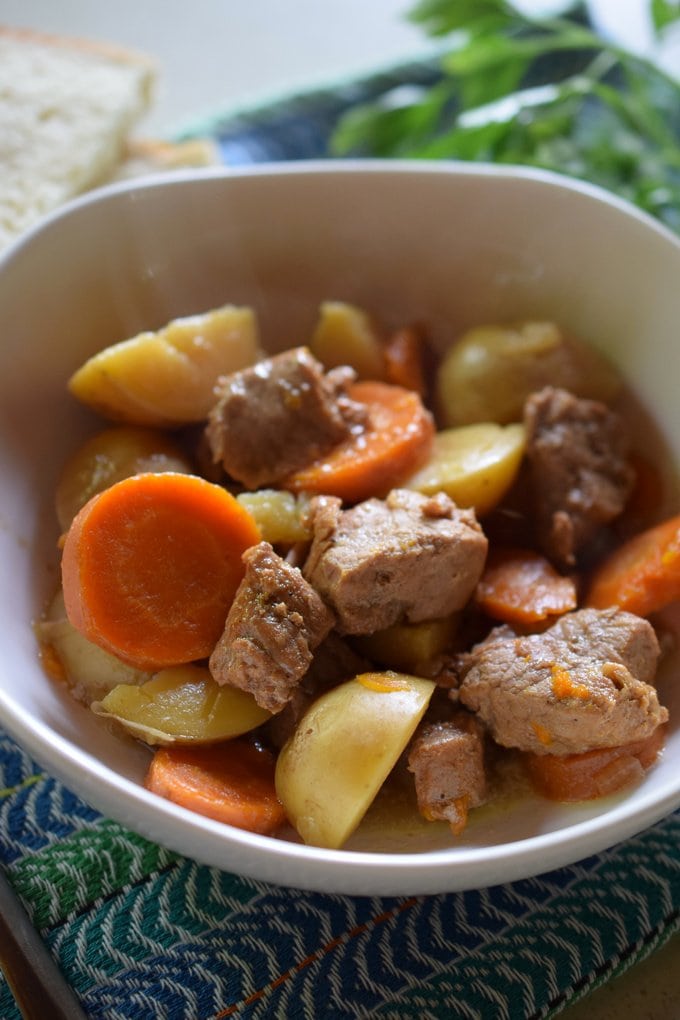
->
[
  {"left": 275, "top": 672, "right": 435, "bottom": 849},
  {"left": 309, "top": 301, "right": 386, "bottom": 380},
  {"left": 92, "top": 665, "right": 271, "bottom": 745},
  {"left": 55, "top": 426, "right": 192, "bottom": 531},
  {"left": 68, "top": 304, "right": 260, "bottom": 427},
  {"left": 406, "top": 422, "right": 526, "bottom": 517},
  {"left": 37, "top": 589, "right": 151, "bottom": 706},
  {"left": 352, "top": 615, "right": 457, "bottom": 676},
  {"left": 436, "top": 321, "right": 621, "bottom": 427},
  {"left": 235, "top": 489, "right": 312, "bottom": 545}
]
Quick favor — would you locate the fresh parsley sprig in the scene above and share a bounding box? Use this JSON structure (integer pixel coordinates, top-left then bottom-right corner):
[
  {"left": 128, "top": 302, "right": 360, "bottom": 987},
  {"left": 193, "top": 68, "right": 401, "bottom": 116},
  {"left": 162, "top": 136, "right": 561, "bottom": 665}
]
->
[{"left": 331, "top": 0, "right": 680, "bottom": 231}]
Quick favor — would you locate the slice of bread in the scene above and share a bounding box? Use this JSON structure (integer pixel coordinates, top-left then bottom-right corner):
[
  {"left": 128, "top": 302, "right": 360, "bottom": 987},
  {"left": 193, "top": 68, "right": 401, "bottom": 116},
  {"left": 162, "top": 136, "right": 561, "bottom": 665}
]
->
[
  {"left": 113, "top": 137, "right": 220, "bottom": 180},
  {"left": 0, "top": 26, "right": 157, "bottom": 250}
]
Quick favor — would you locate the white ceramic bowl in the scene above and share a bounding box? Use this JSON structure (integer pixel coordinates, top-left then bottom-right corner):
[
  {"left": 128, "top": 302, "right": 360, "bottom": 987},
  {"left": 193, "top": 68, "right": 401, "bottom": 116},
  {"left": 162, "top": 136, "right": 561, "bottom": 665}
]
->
[{"left": 1, "top": 161, "right": 680, "bottom": 897}]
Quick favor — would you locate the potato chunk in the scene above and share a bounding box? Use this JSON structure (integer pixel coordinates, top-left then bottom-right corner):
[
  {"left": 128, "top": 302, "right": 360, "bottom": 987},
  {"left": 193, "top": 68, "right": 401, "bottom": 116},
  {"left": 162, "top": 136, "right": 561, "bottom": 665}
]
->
[
  {"left": 93, "top": 665, "right": 271, "bottom": 745},
  {"left": 436, "top": 322, "right": 620, "bottom": 427},
  {"left": 275, "top": 672, "right": 434, "bottom": 848},
  {"left": 309, "top": 301, "right": 386, "bottom": 380},
  {"left": 352, "top": 615, "right": 457, "bottom": 675},
  {"left": 37, "top": 589, "right": 151, "bottom": 706},
  {"left": 235, "top": 490, "right": 312, "bottom": 545},
  {"left": 406, "top": 422, "right": 526, "bottom": 517},
  {"left": 68, "top": 304, "right": 260, "bottom": 427},
  {"left": 55, "top": 426, "right": 192, "bottom": 530}
]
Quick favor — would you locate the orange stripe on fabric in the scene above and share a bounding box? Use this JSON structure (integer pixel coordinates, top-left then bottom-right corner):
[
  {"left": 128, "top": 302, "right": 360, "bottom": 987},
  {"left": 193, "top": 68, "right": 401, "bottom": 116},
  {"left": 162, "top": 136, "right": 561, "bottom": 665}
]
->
[{"left": 215, "top": 896, "right": 419, "bottom": 1016}]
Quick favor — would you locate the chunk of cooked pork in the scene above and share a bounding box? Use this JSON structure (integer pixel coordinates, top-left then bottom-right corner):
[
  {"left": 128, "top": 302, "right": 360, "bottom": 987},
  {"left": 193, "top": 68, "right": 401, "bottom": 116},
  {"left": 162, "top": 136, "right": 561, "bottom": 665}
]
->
[
  {"left": 458, "top": 608, "right": 666, "bottom": 755},
  {"left": 209, "top": 541, "right": 335, "bottom": 713},
  {"left": 205, "top": 346, "right": 365, "bottom": 488},
  {"left": 302, "top": 489, "right": 488, "bottom": 635},
  {"left": 524, "top": 386, "right": 634, "bottom": 568},
  {"left": 408, "top": 712, "right": 487, "bottom": 834}
]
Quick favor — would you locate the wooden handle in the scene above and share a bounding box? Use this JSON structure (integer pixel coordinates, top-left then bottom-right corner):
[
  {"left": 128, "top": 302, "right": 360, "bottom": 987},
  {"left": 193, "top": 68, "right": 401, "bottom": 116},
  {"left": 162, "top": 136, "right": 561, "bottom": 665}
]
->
[{"left": 0, "top": 865, "right": 88, "bottom": 1020}]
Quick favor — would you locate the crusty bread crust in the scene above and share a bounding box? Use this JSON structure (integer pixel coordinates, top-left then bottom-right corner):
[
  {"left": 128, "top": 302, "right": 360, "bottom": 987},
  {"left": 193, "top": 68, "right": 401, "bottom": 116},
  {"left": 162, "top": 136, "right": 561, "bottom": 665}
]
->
[
  {"left": 0, "top": 24, "right": 158, "bottom": 80},
  {"left": 115, "top": 137, "right": 220, "bottom": 179}
]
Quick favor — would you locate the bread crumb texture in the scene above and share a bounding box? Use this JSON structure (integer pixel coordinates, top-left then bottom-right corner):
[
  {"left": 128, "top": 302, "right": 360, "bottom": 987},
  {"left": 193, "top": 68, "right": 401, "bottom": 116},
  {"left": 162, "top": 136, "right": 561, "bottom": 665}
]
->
[{"left": 0, "top": 28, "right": 155, "bottom": 249}]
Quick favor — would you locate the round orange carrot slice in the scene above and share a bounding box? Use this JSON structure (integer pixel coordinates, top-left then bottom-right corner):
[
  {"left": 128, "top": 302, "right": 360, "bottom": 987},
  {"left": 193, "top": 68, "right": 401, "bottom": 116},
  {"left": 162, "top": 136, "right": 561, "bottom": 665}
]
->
[
  {"left": 145, "top": 741, "right": 286, "bottom": 834},
  {"left": 284, "top": 380, "right": 434, "bottom": 504},
  {"left": 587, "top": 513, "right": 680, "bottom": 617},
  {"left": 61, "top": 472, "right": 260, "bottom": 670}
]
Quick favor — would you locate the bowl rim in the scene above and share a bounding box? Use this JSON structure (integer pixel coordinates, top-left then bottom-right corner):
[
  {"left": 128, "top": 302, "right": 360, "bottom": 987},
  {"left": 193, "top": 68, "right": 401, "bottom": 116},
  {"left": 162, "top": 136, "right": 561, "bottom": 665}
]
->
[
  {"left": 2, "top": 157, "right": 680, "bottom": 896},
  {"left": 4, "top": 681, "right": 680, "bottom": 895},
  {"left": 2, "top": 157, "right": 680, "bottom": 270}
]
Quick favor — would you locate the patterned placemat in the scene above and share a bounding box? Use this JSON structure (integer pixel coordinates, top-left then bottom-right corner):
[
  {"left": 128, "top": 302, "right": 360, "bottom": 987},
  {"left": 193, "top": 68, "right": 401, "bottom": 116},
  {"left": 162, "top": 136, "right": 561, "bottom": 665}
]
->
[
  {"left": 2, "top": 730, "right": 679, "bottom": 1019},
  {"left": 3, "top": 59, "right": 680, "bottom": 1020}
]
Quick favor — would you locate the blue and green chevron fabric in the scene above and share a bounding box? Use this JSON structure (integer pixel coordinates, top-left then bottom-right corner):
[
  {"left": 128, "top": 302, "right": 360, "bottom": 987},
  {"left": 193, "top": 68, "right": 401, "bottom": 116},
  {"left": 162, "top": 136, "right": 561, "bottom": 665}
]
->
[{"left": 2, "top": 727, "right": 680, "bottom": 1019}]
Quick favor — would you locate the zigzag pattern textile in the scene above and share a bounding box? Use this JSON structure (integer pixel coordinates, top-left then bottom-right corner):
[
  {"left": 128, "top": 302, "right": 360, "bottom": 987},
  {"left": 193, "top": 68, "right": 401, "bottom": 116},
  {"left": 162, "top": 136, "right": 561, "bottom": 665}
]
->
[{"left": 2, "top": 729, "right": 680, "bottom": 1019}]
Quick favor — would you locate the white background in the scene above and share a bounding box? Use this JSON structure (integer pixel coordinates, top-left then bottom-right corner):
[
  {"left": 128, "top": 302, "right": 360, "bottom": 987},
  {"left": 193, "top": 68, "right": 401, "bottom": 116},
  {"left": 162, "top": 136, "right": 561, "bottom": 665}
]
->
[{"left": 0, "top": 0, "right": 439, "bottom": 136}]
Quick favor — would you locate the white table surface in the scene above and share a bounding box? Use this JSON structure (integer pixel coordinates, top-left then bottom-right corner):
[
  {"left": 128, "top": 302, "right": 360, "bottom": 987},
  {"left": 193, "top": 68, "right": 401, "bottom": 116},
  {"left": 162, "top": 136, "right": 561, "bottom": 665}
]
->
[
  {"left": 0, "top": 0, "right": 441, "bottom": 137},
  {"left": 1, "top": 0, "right": 674, "bottom": 139}
]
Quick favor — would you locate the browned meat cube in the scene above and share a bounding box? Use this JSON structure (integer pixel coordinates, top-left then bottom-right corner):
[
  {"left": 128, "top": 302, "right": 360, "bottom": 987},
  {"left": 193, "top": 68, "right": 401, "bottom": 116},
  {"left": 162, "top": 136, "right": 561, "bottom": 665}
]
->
[
  {"left": 408, "top": 713, "right": 487, "bottom": 835},
  {"left": 524, "top": 386, "right": 634, "bottom": 568},
  {"left": 303, "top": 489, "right": 488, "bottom": 635},
  {"left": 205, "top": 346, "right": 365, "bottom": 489},
  {"left": 209, "top": 541, "right": 335, "bottom": 713},
  {"left": 458, "top": 607, "right": 667, "bottom": 756}
]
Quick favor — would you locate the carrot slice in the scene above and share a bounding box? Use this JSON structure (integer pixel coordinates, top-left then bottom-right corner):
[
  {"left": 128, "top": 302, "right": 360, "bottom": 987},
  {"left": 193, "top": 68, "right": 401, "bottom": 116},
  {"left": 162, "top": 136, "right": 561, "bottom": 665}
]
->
[
  {"left": 474, "top": 546, "right": 577, "bottom": 625},
  {"left": 145, "top": 740, "right": 286, "bottom": 834},
  {"left": 586, "top": 513, "right": 680, "bottom": 617},
  {"left": 61, "top": 472, "right": 261, "bottom": 670},
  {"left": 525, "top": 725, "right": 666, "bottom": 802},
  {"left": 383, "top": 326, "right": 427, "bottom": 396},
  {"left": 283, "top": 381, "right": 434, "bottom": 504}
]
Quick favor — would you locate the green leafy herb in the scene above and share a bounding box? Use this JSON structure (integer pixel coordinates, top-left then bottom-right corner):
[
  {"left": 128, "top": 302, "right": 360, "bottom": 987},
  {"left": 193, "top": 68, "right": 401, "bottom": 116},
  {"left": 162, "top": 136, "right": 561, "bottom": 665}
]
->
[
  {"left": 651, "top": 0, "right": 680, "bottom": 34},
  {"left": 331, "top": 0, "right": 680, "bottom": 232}
]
